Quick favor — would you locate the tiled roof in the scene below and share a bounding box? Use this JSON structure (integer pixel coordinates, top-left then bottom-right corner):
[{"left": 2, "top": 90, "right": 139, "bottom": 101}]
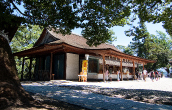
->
[
  {"left": 13, "top": 28, "right": 156, "bottom": 63},
  {"left": 47, "top": 29, "right": 121, "bottom": 52}
]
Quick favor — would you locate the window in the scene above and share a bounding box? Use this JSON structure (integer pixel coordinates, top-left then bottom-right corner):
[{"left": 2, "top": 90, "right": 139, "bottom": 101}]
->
[{"left": 88, "top": 58, "right": 99, "bottom": 73}]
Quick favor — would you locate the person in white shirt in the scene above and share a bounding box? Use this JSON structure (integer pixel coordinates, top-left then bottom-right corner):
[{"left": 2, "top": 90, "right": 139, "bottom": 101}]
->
[
  {"left": 105, "top": 69, "right": 109, "bottom": 81},
  {"left": 126, "top": 70, "right": 129, "bottom": 81},
  {"left": 143, "top": 69, "right": 147, "bottom": 81}
]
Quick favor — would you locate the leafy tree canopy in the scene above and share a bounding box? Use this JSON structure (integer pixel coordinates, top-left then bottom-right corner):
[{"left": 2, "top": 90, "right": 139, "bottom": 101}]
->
[
  {"left": 125, "top": 22, "right": 172, "bottom": 70},
  {"left": 10, "top": 25, "right": 42, "bottom": 53},
  {"left": 10, "top": 25, "right": 42, "bottom": 79},
  {"left": 0, "top": 0, "right": 171, "bottom": 46},
  {"left": 149, "top": 31, "right": 172, "bottom": 70},
  {"left": 116, "top": 45, "right": 134, "bottom": 55}
]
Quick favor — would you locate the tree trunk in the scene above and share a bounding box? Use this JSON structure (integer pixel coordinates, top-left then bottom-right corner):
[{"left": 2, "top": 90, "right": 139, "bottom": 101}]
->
[{"left": 0, "top": 35, "right": 33, "bottom": 109}]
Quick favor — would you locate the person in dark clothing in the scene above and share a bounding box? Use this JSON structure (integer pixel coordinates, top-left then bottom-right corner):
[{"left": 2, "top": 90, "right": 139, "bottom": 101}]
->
[
  {"left": 150, "top": 70, "right": 155, "bottom": 82},
  {"left": 155, "top": 70, "right": 159, "bottom": 81},
  {"left": 109, "top": 67, "right": 112, "bottom": 81},
  {"left": 135, "top": 70, "right": 139, "bottom": 80}
]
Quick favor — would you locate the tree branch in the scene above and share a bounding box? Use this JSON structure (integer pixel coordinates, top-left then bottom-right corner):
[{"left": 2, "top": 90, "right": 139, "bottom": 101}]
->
[
  {"left": 10, "top": 0, "right": 31, "bottom": 17},
  {"left": 150, "top": 0, "right": 162, "bottom": 9}
]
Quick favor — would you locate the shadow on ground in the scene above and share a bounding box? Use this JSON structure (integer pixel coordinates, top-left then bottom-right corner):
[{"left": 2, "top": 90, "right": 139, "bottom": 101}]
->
[
  {"left": 59, "top": 85, "right": 172, "bottom": 106},
  {"left": 21, "top": 84, "right": 172, "bottom": 110}
]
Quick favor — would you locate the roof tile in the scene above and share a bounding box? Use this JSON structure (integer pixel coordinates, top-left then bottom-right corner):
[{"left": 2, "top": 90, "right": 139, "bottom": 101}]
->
[{"left": 47, "top": 29, "right": 121, "bottom": 51}]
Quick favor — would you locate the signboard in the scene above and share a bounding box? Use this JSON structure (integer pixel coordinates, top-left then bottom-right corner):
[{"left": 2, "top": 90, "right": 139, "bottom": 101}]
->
[
  {"left": 99, "top": 59, "right": 137, "bottom": 67},
  {"left": 82, "top": 60, "right": 88, "bottom": 75}
]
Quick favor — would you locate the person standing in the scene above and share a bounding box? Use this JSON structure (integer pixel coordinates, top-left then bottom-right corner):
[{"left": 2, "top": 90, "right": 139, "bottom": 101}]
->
[
  {"left": 117, "top": 70, "right": 120, "bottom": 81},
  {"left": 150, "top": 70, "right": 155, "bottom": 82},
  {"left": 138, "top": 72, "right": 141, "bottom": 80},
  {"left": 143, "top": 69, "right": 147, "bottom": 81},
  {"left": 105, "top": 69, "right": 109, "bottom": 82},
  {"left": 109, "top": 67, "right": 112, "bottom": 81},
  {"left": 135, "top": 70, "right": 139, "bottom": 80},
  {"left": 126, "top": 70, "right": 129, "bottom": 81},
  {"left": 158, "top": 71, "right": 161, "bottom": 80},
  {"left": 155, "top": 70, "right": 159, "bottom": 81}
]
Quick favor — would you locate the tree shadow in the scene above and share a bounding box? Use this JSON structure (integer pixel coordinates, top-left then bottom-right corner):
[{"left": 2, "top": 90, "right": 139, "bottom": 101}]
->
[
  {"left": 91, "top": 88, "right": 172, "bottom": 106},
  {"left": 21, "top": 83, "right": 172, "bottom": 110}
]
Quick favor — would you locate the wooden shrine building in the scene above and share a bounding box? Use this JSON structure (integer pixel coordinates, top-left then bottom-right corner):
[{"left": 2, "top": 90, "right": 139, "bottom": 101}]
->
[{"left": 13, "top": 28, "right": 156, "bottom": 81}]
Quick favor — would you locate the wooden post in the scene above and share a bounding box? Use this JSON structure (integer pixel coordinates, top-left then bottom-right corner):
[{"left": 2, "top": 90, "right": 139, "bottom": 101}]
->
[
  {"left": 29, "top": 57, "right": 32, "bottom": 80},
  {"left": 133, "top": 61, "right": 135, "bottom": 80},
  {"left": 21, "top": 57, "right": 25, "bottom": 81},
  {"left": 120, "top": 58, "right": 123, "bottom": 81},
  {"left": 50, "top": 53, "right": 53, "bottom": 80},
  {"left": 143, "top": 63, "right": 145, "bottom": 71},
  {"left": 102, "top": 55, "right": 105, "bottom": 82}
]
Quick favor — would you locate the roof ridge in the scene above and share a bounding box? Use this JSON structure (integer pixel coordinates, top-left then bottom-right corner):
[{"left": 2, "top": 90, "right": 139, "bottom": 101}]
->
[{"left": 46, "top": 28, "right": 121, "bottom": 51}]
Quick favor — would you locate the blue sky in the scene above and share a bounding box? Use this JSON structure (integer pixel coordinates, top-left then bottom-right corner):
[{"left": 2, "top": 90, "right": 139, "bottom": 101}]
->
[{"left": 72, "top": 22, "right": 167, "bottom": 47}]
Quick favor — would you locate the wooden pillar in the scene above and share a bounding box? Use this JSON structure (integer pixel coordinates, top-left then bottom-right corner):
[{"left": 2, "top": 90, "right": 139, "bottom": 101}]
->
[
  {"left": 21, "top": 57, "right": 25, "bottom": 81},
  {"left": 29, "top": 57, "right": 32, "bottom": 80},
  {"left": 50, "top": 53, "right": 53, "bottom": 80},
  {"left": 102, "top": 55, "right": 105, "bottom": 82},
  {"left": 133, "top": 61, "right": 136, "bottom": 80},
  {"left": 143, "top": 63, "right": 145, "bottom": 71},
  {"left": 120, "top": 58, "right": 123, "bottom": 81}
]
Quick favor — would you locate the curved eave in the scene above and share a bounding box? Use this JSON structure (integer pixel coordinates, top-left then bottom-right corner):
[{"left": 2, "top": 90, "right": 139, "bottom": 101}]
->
[
  {"left": 59, "top": 42, "right": 156, "bottom": 64},
  {"left": 13, "top": 43, "right": 64, "bottom": 57},
  {"left": 13, "top": 42, "right": 156, "bottom": 64}
]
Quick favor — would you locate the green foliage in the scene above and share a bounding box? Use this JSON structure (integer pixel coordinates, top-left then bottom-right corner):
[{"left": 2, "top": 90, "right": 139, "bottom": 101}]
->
[
  {"left": 1, "top": 0, "right": 172, "bottom": 72},
  {"left": 10, "top": 25, "right": 42, "bottom": 53},
  {"left": 1, "top": 0, "right": 171, "bottom": 46},
  {"left": 107, "top": 30, "right": 117, "bottom": 44},
  {"left": 116, "top": 45, "right": 126, "bottom": 52},
  {"left": 125, "top": 22, "right": 172, "bottom": 70},
  {"left": 116, "top": 45, "right": 134, "bottom": 55},
  {"left": 10, "top": 25, "right": 42, "bottom": 79},
  {"left": 125, "top": 22, "right": 150, "bottom": 58},
  {"left": 149, "top": 31, "right": 172, "bottom": 70},
  {"left": 123, "top": 45, "right": 134, "bottom": 55},
  {"left": 156, "top": 2, "right": 172, "bottom": 36}
]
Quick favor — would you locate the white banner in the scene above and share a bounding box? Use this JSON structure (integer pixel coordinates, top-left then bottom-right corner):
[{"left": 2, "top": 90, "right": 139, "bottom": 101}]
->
[{"left": 99, "top": 59, "right": 137, "bottom": 67}]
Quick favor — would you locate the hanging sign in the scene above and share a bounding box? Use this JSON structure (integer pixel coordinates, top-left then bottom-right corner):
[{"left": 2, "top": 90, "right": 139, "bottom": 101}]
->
[{"left": 82, "top": 60, "right": 88, "bottom": 75}]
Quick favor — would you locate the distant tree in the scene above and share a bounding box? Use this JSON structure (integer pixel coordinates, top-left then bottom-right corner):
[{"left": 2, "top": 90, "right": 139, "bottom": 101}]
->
[
  {"left": 123, "top": 45, "right": 134, "bottom": 55},
  {"left": 10, "top": 25, "right": 42, "bottom": 79},
  {"left": 10, "top": 25, "right": 42, "bottom": 53},
  {"left": 116, "top": 45, "right": 134, "bottom": 55},
  {"left": 116, "top": 45, "right": 126, "bottom": 52},
  {"left": 126, "top": 23, "right": 172, "bottom": 70},
  {"left": 125, "top": 22, "right": 150, "bottom": 58},
  {"left": 106, "top": 30, "right": 117, "bottom": 44},
  {"left": 149, "top": 31, "right": 172, "bottom": 70}
]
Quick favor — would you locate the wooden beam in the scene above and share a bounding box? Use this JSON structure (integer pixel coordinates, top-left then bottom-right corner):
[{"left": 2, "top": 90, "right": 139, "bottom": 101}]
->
[
  {"left": 50, "top": 53, "right": 53, "bottom": 80},
  {"left": 120, "top": 58, "right": 123, "bottom": 81},
  {"left": 21, "top": 57, "right": 25, "bottom": 81},
  {"left": 14, "top": 45, "right": 63, "bottom": 57}
]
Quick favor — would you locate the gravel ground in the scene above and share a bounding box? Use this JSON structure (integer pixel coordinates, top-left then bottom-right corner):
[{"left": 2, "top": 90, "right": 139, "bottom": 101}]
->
[
  {"left": 58, "top": 77, "right": 172, "bottom": 106},
  {"left": 5, "top": 91, "right": 89, "bottom": 110},
  {"left": 6, "top": 77, "right": 172, "bottom": 109},
  {"left": 58, "top": 85, "right": 172, "bottom": 106},
  {"left": 89, "top": 88, "right": 172, "bottom": 105}
]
